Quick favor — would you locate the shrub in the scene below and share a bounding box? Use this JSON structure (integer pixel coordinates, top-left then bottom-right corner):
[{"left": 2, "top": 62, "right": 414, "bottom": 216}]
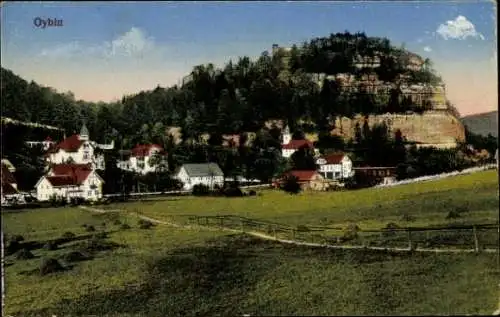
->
[
  {"left": 248, "top": 190, "right": 257, "bottom": 196},
  {"left": 94, "top": 232, "right": 108, "bottom": 239},
  {"left": 280, "top": 176, "right": 301, "bottom": 194},
  {"left": 61, "top": 231, "right": 76, "bottom": 240},
  {"left": 383, "top": 222, "right": 400, "bottom": 236},
  {"left": 85, "top": 225, "right": 96, "bottom": 232},
  {"left": 77, "top": 237, "right": 121, "bottom": 253},
  {"left": 15, "top": 249, "right": 35, "bottom": 260},
  {"left": 120, "top": 223, "right": 131, "bottom": 230},
  {"left": 9, "top": 235, "right": 25, "bottom": 243},
  {"left": 61, "top": 251, "right": 91, "bottom": 263},
  {"left": 224, "top": 187, "right": 244, "bottom": 197},
  {"left": 342, "top": 223, "right": 360, "bottom": 242},
  {"left": 456, "top": 205, "right": 470, "bottom": 214},
  {"left": 401, "top": 213, "right": 416, "bottom": 222},
  {"left": 43, "top": 241, "right": 58, "bottom": 251},
  {"left": 113, "top": 219, "right": 122, "bottom": 225},
  {"left": 446, "top": 210, "right": 461, "bottom": 219},
  {"left": 69, "top": 197, "right": 85, "bottom": 206},
  {"left": 192, "top": 184, "right": 210, "bottom": 196},
  {"left": 296, "top": 224, "right": 310, "bottom": 232},
  {"left": 138, "top": 219, "right": 154, "bottom": 229},
  {"left": 39, "top": 258, "right": 65, "bottom": 276}
]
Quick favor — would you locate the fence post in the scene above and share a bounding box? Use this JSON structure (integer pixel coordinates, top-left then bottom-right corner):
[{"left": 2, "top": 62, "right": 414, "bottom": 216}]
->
[
  {"left": 220, "top": 217, "right": 224, "bottom": 228},
  {"left": 240, "top": 219, "right": 245, "bottom": 232},
  {"left": 407, "top": 228, "right": 413, "bottom": 251},
  {"left": 473, "top": 226, "right": 480, "bottom": 253},
  {"left": 273, "top": 225, "right": 277, "bottom": 239},
  {"left": 291, "top": 228, "right": 296, "bottom": 240}
]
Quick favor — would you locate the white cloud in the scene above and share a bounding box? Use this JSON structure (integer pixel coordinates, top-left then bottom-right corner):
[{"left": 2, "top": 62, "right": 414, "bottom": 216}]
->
[
  {"left": 436, "top": 15, "right": 485, "bottom": 40},
  {"left": 39, "top": 27, "right": 157, "bottom": 59},
  {"left": 423, "top": 46, "right": 432, "bottom": 52}
]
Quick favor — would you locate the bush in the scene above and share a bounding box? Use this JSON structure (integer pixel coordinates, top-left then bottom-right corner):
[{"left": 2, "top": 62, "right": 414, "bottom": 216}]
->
[
  {"left": 94, "top": 232, "right": 108, "bottom": 239},
  {"left": 39, "top": 258, "right": 65, "bottom": 276},
  {"left": 113, "top": 219, "right": 122, "bottom": 225},
  {"left": 85, "top": 225, "right": 96, "bottom": 232},
  {"left": 248, "top": 190, "right": 257, "bottom": 196},
  {"left": 15, "top": 248, "right": 35, "bottom": 260},
  {"left": 192, "top": 184, "right": 210, "bottom": 196},
  {"left": 223, "top": 187, "right": 244, "bottom": 197},
  {"left": 77, "top": 237, "right": 121, "bottom": 253},
  {"left": 138, "top": 219, "right": 154, "bottom": 229},
  {"left": 61, "top": 231, "right": 76, "bottom": 240},
  {"left": 61, "top": 251, "right": 91, "bottom": 263},
  {"left": 69, "top": 197, "right": 85, "bottom": 206},
  {"left": 9, "top": 235, "right": 25, "bottom": 243},
  {"left": 401, "top": 213, "right": 416, "bottom": 222},
  {"left": 455, "top": 205, "right": 470, "bottom": 214},
  {"left": 280, "top": 176, "right": 301, "bottom": 194},
  {"left": 342, "top": 223, "right": 360, "bottom": 242},
  {"left": 43, "top": 241, "right": 58, "bottom": 251},
  {"left": 383, "top": 222, "right": 400, "bottom": 236},
  {"left": 296, "top": 224, "right": 310, "bottom": 232},
  {"left": 446, "top": 210, "right": 461, "bottom": 219},
  {"left": 120, "top": 223, "right": 131, "bottom": 230}
]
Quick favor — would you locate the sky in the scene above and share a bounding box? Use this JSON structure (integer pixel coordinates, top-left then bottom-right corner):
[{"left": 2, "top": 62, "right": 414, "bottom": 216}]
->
[{"left": 1, "top": 1, "right": 497, "bottom": 116}]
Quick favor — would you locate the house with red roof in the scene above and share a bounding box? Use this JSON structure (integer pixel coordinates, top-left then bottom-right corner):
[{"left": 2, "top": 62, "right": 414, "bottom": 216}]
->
[
  {"left": 315, "top": 153, "right": 354, "bottom": 181},
  {"left": 45, "top": 124, "right": 114, "bottom": 170},
  {"left": 117, "top": 144, "right": 167, "bottom": 175},
  {"left": 275, "top": 170, "right": 327, "bottom": 191},
  {"left": 1, "top": 161, "right": 19, "bottom": 206},
  {"left": 281, "top": 125, "right": 320, "bottom": 158},
  {"left": 35, "top": 163, "right": 104, "bottom": 202}
]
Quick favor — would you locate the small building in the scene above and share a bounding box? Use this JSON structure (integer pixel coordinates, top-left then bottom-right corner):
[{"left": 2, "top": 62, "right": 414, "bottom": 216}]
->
[
  {"left": 35, "top": 163, "right": 104, "bottom": 202},
  {"left": 281, "top": 125, "right": 320, "bottom": 158},
  {"left": 277, "top": 170, "right": 328, "bottom": 191},
  {"left": 26, "top": 136, "right": 56, "bottom": 151},
  {"left": 353, "top": 166, "right": 397, "bottom": 185},
  {"left": 316, "top": 153, "right": 354, "bottom": 181},
  {"left": 1, "top": 162, "right": 19, "bottom": 206},
  {"left": 45, "top": 124, "right": 114, "bottom": 170},
  {"left": 117, "top": 144, "right": 167, "bottom": 175},
  {"left": 175, "top": 163, "right": 224, "bottom": 191}
]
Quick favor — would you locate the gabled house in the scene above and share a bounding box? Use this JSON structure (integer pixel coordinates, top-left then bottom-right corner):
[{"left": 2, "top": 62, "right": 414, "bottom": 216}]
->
[
  {"left": 117, "top": 144, "right": 167, "bottom": 175},
  {"left": 45, "top": 124, "right": 113, "bottom": 170},
  {"left": 1, "top": 162, "right": 19, "bottom": 205},
  {"left": 275, "top": 170, "right": 327, "bottom": 191},
  {"left": 175, "top": 163, "right": 224, "bottom": 191},
  {"left": 281, "top": 125, "right": 320, "bottom": 158},
  {"left": 316, "top": 153, "right": 354, "bottom": 180},
  {"left": 35, "top": 163, "right": 104, "bottom": 202}
]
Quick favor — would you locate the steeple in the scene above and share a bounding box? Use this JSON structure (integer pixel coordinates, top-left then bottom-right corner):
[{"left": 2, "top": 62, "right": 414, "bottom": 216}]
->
[
  {"left": 79, "top": 123, "right": 89, "bottom": 141},
  {"left": 282, "top": 125, "right": 292, "bottom": 145}
]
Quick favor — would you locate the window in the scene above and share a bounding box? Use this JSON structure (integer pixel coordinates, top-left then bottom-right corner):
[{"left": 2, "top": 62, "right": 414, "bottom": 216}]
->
[{"left": 88, "top": 191, "right": 92, "bottom": 196}]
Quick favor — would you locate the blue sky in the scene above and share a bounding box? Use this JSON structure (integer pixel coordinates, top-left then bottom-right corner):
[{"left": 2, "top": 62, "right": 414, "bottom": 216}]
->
[{"left": 1, "top": 1, "right": 497, "bottom": 115}]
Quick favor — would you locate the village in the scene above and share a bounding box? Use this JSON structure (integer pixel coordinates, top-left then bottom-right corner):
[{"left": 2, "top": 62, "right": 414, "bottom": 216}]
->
[{"left": 1, "top": 120, "right": 413, "bottom": 207}]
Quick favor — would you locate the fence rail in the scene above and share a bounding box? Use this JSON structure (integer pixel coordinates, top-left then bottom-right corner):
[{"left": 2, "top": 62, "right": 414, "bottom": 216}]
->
[{"left": 161, "top": 214, "right": 499, "bottom": 252}]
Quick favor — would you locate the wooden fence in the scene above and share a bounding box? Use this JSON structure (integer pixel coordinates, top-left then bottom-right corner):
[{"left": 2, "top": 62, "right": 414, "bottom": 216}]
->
[{"left": 163, "top": 214, "right": 499, "bottom": 252}]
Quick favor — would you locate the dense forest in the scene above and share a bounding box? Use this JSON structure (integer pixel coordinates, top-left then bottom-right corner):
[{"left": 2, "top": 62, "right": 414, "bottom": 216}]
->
[
  {"left": 1, "top": 31, "right": 494, "bottom": 192},
  {"left": 2, "top": 32, "right": 448, "bottom": 147}
]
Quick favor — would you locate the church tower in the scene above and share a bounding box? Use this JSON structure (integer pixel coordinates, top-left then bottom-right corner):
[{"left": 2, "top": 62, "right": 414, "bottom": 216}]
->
[
  {"left": 78, "top": 123, "right": 89, "bottom": 141},
  {"left": 282, "top": 125, "right": 292, "bottom": 145}
]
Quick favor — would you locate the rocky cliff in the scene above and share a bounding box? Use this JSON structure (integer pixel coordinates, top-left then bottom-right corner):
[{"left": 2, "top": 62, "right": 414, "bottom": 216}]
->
[{"left": 331, "top": 111, "right": 465, "bottom": 147}]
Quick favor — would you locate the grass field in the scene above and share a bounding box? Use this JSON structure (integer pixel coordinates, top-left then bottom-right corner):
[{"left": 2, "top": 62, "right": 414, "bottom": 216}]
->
[
  {"left": 3, "top": 171, "right": 499, "bottom": 315},
  {"left": 107, "top": 170, "right": 499, "bottom": 230},
  {"left": 3, "top": 207, "right": 499, "bottom": 316}
]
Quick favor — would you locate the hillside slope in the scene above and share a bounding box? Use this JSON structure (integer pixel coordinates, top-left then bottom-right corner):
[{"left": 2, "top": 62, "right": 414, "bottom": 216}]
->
[{"left": 461, "top": 111, "right": 498, "bottom": 137}]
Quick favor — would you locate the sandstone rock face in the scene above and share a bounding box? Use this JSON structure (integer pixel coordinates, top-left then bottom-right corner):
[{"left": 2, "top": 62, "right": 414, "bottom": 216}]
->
[{"left": 331, "top": 111, "right": 465, "bottom": 146}]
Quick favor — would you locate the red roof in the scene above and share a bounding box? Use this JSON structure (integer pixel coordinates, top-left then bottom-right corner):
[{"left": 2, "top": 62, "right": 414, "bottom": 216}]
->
[
  {"left": 131, "top": 144, "right": 165, "bottom": 157},
  {"left": 283, "top": 170, "right": 319, "bottom": 182},
  {"left": 1, "top": 164, "right": 17, "bottom": 185},
  {"left": 48, "top": 163, "right": 93, "bottom": 186},
  {"left": 320, "top": 153, "right": 346, "bottom": 165},
  {"left": 282, "top": 139, "right": 314, "bottom": 150},
  {"left": 1, "top": 164, "right": 17, "bottom": 195},
  {"left": 49, "top": 134, "right": 83, "bottom": 153}
]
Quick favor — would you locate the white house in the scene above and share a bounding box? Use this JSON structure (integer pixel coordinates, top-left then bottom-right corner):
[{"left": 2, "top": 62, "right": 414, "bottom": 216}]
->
[
  {"left": 316, "top": 153, "right": 354, "bottom": 180},
  {"left": 26, "top": 136, "right": 56, "bottom": 151},
  {"left": 117, "top": 144, "right": 167, "bottom": 175},
  {"left": 35, "top": 163, "right": 104, "bottom": 202},
  {"left": 175, "top": 163, "right": 224, "bottom": 191},
  {"left": 1, "top": 161, "right": 19, "bottom": 206},
  {"left": 281, "top": 125, "right": 320, "bottom": 158},
  {"left": 45, "top": 124, "right": 114, "bottom": 170}
]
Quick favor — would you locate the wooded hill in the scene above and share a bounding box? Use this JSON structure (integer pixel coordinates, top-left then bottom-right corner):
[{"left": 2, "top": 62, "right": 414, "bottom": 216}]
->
[{"left": 1, "top": 31, "right": 454, "bottom": 150}]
